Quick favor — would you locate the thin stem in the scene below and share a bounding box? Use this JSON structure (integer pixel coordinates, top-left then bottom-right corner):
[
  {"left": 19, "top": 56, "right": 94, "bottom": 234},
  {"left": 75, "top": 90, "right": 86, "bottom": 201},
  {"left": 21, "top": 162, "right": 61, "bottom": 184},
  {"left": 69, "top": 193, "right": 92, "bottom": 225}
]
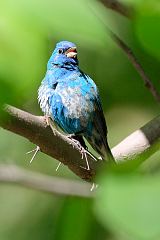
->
[{"left": 0, "top": 164, "right": 92, "bottom": 197}]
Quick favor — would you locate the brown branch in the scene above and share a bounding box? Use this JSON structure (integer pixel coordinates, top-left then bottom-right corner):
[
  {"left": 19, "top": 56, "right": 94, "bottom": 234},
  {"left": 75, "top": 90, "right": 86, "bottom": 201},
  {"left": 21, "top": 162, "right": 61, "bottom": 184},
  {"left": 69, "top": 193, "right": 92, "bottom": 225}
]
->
[
  {"left": 1, "top": 105, "right": 160, "bottom": 181},
  {"left": 109, "top": 31, "right": 160, "bottom": 103},
  {"left": 1, "top": 105, "right": 101, "bottom": 182},
  {"left": 0, "top": 164, "right": 92, "bottom": 197},
  {"left": 90, "top": 11, "right": 160, "bottom": 103},
  {"left": 99, "top": 0, "right": 132, "bottom": 18},
  {"left": 92, "top": 0, "right": 160, "bottom": 103}
]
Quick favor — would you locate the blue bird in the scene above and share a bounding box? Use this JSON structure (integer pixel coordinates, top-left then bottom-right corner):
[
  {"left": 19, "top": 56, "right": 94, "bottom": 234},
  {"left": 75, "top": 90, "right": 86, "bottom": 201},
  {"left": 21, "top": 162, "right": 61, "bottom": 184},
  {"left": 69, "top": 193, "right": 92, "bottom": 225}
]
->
[{"left": 38, "top": 41, "right": 113, "bottom": 164}]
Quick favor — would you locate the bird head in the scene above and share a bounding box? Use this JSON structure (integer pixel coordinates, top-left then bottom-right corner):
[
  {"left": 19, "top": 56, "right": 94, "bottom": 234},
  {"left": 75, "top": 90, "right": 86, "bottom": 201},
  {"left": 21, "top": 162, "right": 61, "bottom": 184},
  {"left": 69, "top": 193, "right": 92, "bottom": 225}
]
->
[{"left": 47, "top": 41, "right": 78, "bottom": 69}]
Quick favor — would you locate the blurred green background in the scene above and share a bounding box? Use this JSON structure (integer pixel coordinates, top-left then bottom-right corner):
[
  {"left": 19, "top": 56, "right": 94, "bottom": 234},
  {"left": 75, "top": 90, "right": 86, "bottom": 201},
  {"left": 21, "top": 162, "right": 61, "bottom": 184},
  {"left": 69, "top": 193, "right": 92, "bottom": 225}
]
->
[{"left": 0, "top": 0, "right": 160, "bottom": 239}]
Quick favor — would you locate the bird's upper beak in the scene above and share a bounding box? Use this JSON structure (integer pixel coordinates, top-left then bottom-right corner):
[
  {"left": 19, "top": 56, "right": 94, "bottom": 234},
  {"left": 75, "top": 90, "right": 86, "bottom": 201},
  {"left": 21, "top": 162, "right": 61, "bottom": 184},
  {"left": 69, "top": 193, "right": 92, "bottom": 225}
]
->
[{"left": 65, "top": 47, "right": 77, "bottom": 58}]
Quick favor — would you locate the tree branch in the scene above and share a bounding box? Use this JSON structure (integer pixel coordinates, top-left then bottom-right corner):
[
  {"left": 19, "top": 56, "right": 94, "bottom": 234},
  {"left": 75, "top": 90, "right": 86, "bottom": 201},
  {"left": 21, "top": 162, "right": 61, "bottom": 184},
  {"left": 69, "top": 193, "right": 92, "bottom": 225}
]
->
[
  {"left": 90, "top": 2, "right": 160, "bottom": 103},
  {"left": 1, "top": 105, "right": 100, "bottom": 182},
  {"left": 109, "top": 31, "right": 160, "bottom": 103},
  {"left": 112, "top": 115, "right": 160, "bottom": 162},
  {"left": 99, "top": 0, "right": 132, "bottom": 18},
  {"left": 1, "top": 105, "right": 160, "bottom": 181},
  {"left": 0, "top": 164, "right": 92, "bottom": 197}
]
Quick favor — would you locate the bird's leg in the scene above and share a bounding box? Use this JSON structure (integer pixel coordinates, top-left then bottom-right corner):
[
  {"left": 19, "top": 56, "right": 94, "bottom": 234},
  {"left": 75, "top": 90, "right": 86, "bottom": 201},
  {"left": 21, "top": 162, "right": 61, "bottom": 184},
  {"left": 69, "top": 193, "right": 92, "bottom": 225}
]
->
[
  {"left": 44, "top": 115, "right": 50, "bottom": 126},
  {"left": 67, "top": 134, "right": 87, "bottom": 152},
  {"left": 44, "top": 115, "right": 59, "bottom": 136},
  {"left": 80, "top": 149, "right": 90, "bottom": 170},
  {"left": 47, "top": 118, "right": 98, "bottom": 170},
  {"left": 67, "top": 135, "right": 91, "bottom": 170},
  {"left": 67, "top": 136, "right": 84, "bottom": 150},
  {"left": 67, "top": 135, "right": 98, "bottom": 170},
  {"left": 26, "top": 146, "right": 40, "bottom": 163},
  {"left": 67, "top": 133, "right": 76, "bottom": 138}
]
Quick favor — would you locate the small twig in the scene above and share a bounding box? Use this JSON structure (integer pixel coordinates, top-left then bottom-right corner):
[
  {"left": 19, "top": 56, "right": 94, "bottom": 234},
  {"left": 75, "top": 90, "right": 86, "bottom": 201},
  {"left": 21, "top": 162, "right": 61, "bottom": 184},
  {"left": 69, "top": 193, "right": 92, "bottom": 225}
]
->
[
  {"left": 89, "top": 4, "right": 160, "bottom": 103},
  {"left": 109, "top": 31, "right": 160, "bottom": 103},
  {"left": 0, "top": 164, "right": 93, "bottom": 197},
  {"left": 99, "top": 0, "right": 132, "bottom": 18}
]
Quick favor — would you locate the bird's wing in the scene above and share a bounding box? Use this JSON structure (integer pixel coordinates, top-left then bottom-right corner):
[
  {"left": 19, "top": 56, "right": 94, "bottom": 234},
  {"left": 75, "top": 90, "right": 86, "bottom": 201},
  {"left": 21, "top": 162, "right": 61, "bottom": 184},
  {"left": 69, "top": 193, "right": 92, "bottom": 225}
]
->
[
  {"left": 94, "top": 95, "right": 108, "bottom": 137},
  {"left": 93, "top": 98, "right": 113, "bottom": 160},
  {"left": 81, "top": 74, "right": 112, "bottom": 159},
  {"left": 38, "top": 71, "right": 58, "bottom": 115},
  {"left": 83, "top": 74, "right": 108, "bottom": 136}
]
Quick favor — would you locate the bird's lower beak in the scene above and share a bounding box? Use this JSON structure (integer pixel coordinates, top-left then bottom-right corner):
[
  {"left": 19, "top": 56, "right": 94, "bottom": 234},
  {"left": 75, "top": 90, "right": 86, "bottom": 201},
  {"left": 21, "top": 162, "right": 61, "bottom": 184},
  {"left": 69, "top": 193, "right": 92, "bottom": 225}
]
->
[{"left": 65, "top": 47, "right": 77, "bottom": 58}]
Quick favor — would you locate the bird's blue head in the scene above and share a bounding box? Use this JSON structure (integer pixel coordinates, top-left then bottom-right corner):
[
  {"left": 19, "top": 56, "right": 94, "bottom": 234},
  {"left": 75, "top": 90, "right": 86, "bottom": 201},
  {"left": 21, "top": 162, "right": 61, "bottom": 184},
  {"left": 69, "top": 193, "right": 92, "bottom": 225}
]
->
[{"left": 47, "top": 41, "right": 78, "bottom": 70}]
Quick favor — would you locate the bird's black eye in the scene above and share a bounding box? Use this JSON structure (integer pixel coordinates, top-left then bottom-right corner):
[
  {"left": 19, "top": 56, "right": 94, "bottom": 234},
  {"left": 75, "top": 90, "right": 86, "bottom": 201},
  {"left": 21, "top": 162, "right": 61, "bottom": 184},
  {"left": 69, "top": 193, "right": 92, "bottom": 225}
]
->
[{"left": 58, "top": 49, "right": 63, "bottom": 54}]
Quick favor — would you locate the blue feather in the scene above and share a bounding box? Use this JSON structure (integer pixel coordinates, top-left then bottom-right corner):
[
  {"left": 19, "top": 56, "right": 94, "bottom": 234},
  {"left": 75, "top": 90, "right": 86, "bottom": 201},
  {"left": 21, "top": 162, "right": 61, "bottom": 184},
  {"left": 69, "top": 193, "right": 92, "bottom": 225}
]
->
[{"left": 38, "top": 41, "right": 113, "bottom": 161}]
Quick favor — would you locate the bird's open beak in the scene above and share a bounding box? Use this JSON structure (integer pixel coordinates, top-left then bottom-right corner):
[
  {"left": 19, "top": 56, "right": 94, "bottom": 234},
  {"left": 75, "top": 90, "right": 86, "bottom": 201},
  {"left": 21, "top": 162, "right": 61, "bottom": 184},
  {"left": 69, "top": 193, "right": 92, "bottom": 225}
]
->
[{"left": 65, "top": 47, "right": 77, "bottom": 58}]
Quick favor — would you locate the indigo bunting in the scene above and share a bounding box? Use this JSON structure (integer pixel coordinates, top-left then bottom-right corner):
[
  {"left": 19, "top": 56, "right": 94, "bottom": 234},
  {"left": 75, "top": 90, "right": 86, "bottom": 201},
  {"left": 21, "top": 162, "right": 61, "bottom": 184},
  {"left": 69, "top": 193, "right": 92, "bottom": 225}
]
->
[{"left": 38, "top": 41, "right": 113, "bottom": 164}]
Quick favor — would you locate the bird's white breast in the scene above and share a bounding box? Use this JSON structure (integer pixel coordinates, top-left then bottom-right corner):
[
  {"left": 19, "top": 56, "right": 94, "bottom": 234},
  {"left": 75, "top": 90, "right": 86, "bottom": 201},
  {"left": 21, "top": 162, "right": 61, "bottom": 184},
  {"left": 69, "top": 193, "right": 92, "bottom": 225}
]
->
[
  {"left": 57, "top": 86, "right": 93, "bottom": 121},
  {"left": 38, "top": 84, "right": 52, "bottom": 115}
]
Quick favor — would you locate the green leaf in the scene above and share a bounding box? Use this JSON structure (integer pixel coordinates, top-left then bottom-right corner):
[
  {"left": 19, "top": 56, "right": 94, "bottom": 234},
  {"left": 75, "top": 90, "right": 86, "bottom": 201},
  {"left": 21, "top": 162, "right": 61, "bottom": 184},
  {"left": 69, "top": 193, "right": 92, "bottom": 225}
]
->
[
  {"left": 55, "top": 198, "right": 93, "bottom": 240},
  {"left": 95, "top": 172, "right": 160, "bottom": 239}
]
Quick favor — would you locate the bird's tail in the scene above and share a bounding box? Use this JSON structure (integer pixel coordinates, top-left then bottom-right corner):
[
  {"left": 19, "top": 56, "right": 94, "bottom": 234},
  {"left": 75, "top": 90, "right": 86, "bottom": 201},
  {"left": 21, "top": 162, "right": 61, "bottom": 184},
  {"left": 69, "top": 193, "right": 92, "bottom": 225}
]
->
[
  {"left": 85, "top": 134, "right": 114, "bottom": 163},
  {"left": 103, "top": 139, "right": 114, "bottom": 163}
]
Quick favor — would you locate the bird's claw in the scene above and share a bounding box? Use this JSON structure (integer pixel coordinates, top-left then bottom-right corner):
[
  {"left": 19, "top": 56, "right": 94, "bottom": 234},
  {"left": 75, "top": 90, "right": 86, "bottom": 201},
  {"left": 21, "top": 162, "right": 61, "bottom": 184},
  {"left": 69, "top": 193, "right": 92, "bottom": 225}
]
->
[
  {"left": 80, "top": 165, "right": 90, "bottom": 171},
  {"left": 80, "top": 147, "right": 90, "bottom": 170},
  {"left": 67, "top": 136, "right": 99, "bottom": 171},
  {"left": 68, "top": 137, "right": 82, "bottom": 150},
  {"left": 44, "top": 115, "right": 50, "bottom": 126},
  {"left": 51, "top": 128, "right": 57, "bottom": 136}
]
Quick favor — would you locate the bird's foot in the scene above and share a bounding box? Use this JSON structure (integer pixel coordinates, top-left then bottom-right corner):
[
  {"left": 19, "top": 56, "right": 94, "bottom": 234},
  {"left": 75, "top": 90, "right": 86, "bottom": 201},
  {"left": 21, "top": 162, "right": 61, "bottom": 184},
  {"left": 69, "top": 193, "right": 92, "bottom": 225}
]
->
[
  {"left": 80, "top": 149, "right": 90, "bottom": 170},
  {"left": 67, "top": 136, "right": 83, "bottom": 150},
  {"left": 66, "top": 138, "right": 89, "bottom": 169},
  {"left": 47, "top": 117, "right": 59, "bottom": 136},
  {"left": 26, "top": 146, "right": 40, "bottom": 163},
  {"left": 46, "top": 119, "right": 98, "bottom": 170},
  {"left": 65, "top": 135, "right": 90, "bottom": 170},
  {"left": 51, "top": 127, "right": 58, "bottom": 136},
  {"left": 44, "top": 115, "right": 50, "bottom": 126},
  {"left": 67, "top": 136, "right": 98, "bottom": 170},
  {"left": 67, "top": 133, "right": 76, "bottom": 138},
  {"left": 79, "top": 149, "right": 97, "bottom": 170},
  {"left": 67, "top": 135, "right": 97, "bottom": 161}
]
